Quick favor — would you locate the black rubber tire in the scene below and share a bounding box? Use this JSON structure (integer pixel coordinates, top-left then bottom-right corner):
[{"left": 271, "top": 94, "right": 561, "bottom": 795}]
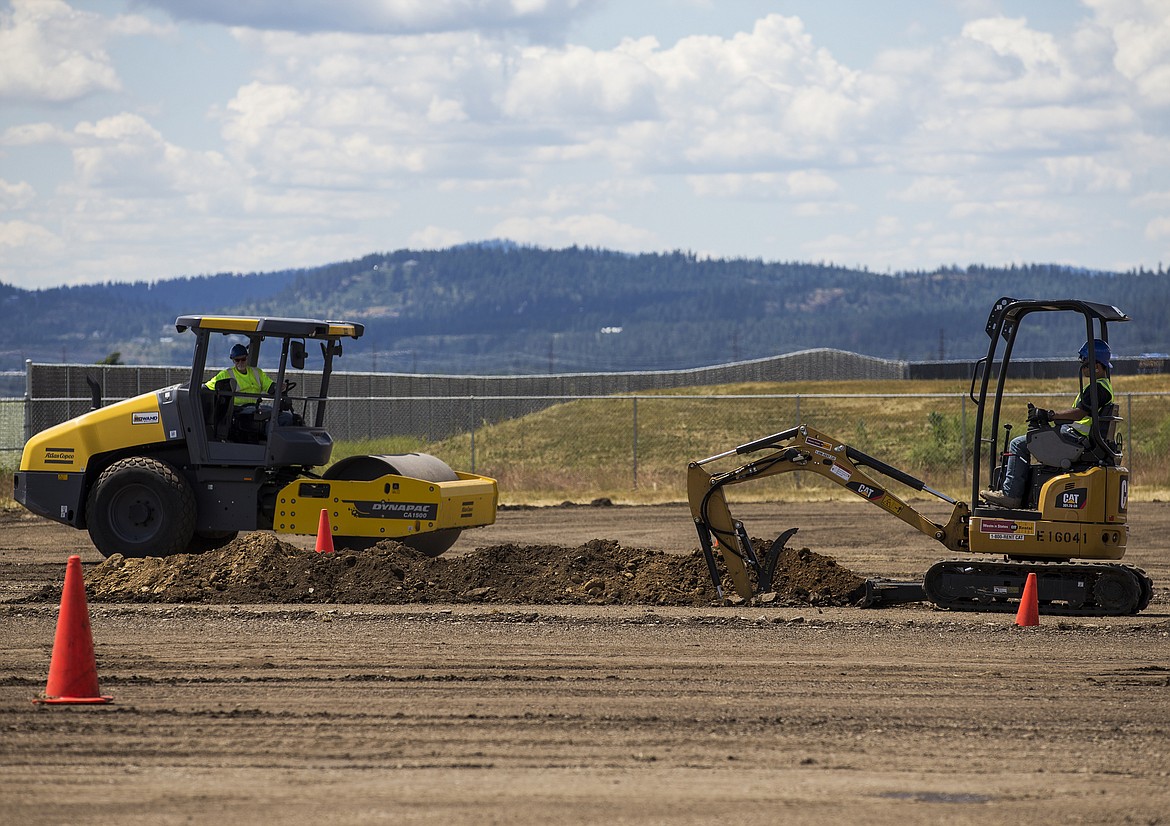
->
[
  {"left": 86, "top": 457, "right": 197, "bottom": 559},
  {"left": 1092, "top": 567, "right": 1141, "bottom": 614},
  {"left": 323, "top": 453, "right": 462, "bottom": 557}
]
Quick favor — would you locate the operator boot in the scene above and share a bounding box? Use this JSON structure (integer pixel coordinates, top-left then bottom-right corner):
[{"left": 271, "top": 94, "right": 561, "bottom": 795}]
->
[{"left": 980, "top": 489, "right": 1021, "bottom": 509}]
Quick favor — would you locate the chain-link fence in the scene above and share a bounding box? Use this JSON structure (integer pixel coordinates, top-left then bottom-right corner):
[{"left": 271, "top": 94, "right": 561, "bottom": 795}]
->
[
  {"left": 5, "top": 362, "right": 1169, "bottom": 504},
  {"left": 398, "top": 391, "right": 1165, "bottom": 502},
  {"left": 6, "top": 351, "right": 904, "bottom": 465}
]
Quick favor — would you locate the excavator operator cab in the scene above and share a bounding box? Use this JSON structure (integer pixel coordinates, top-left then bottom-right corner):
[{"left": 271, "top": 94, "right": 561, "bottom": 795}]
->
[{"left": 971, "top": 297, "right": 1129, "bottom": 514}]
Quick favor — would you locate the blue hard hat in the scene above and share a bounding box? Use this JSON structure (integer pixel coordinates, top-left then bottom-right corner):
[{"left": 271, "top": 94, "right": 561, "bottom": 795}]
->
[
  {"left": 1078, "top": 338, "right": 1112, "bottom": 369},
  {"left": 229, "top": 343, "right": 249, "bottom": 360}
]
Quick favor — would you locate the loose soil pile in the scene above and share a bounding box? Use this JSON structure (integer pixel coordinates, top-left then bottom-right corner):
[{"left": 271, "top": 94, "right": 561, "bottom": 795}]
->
[{"left": 66, "top": 533, "right": 867, "bottom": 607}]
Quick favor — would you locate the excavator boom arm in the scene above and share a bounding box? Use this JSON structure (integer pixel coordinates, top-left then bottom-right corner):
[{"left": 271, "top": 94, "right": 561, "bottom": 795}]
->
[{"left": 689, "top": 425, "right": 969, "bottom": 600}]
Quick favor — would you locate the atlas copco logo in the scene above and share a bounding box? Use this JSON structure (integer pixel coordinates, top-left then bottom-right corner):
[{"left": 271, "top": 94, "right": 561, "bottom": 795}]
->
[{"left": 1056, "top": 488, "right": 1089, "bottom": 510}]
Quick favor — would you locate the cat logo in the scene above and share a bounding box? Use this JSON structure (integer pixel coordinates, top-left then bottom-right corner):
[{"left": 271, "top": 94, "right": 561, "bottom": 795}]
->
[
  {"left": 846, "top": 481, "right": 884, "bottom": 501},
  {"left": 1056, "top": 487, "right": 1088, "bottom": 510}
]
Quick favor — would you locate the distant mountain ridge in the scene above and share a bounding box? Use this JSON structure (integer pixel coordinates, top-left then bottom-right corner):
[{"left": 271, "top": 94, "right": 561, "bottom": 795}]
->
[{"left": 1, "top": 245, "right": 1167, "bottom": 374}]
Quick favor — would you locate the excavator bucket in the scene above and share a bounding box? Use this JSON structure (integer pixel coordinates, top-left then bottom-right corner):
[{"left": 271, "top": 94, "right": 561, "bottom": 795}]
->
[{"left": 688, "top": 461, "right": 802, "bottom": 601}]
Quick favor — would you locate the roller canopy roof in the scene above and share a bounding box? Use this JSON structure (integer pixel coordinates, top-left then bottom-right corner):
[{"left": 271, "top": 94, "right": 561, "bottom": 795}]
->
[{"left": 175, "top": 315, "right": 365, "bottom": 339}]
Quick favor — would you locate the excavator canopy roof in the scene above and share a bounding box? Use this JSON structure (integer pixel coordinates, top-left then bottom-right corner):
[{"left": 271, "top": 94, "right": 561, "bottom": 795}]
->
[
  {"left": 986, "top": 297, "right": 1129, "bottom": 339},
  {"left": 175, "top": 315, "right": 365, "bottom": 340}
]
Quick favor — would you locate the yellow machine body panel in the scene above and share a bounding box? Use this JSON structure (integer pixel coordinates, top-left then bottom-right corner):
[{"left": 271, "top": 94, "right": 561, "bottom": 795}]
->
[
  {"left": 275, "top": 471, "right": 498, "bottom": 540},
  {"left": 969, "top": 466, "right": 1128, "bottom": 560},
  {"left": 20, "top": 391, "right": 166, "bottom": 473}
]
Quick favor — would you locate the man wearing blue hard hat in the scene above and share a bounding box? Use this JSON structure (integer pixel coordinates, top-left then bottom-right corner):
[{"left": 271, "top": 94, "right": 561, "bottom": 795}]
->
[
  {"left": 207, "top": 343, "right": 276, "bottom": 404},
  {"left": 981, "top": 338, "right": 1114, "bottom": 509},
  {"left": 206, "top": 343, "right": 294, "bottom": 433}
]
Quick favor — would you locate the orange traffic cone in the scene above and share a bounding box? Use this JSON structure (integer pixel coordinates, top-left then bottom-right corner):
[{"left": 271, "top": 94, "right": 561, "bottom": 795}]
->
[
  {"left": 315, "top": 509, "right": 334, "bottom": 554},
  {"left": 35, "top": 555, "right": 112, "bottom": 704},
  {"left": 1015, "top": 571, "right": 1040, "bottom": 627}
]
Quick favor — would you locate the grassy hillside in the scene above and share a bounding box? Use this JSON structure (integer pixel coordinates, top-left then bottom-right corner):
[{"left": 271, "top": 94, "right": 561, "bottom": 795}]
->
[
  {"left": 5, "top": 375, "right": 1167, "bottom": 512},
  {"left": 332, "top": 375, "right": 1170, "bottom": 506}
]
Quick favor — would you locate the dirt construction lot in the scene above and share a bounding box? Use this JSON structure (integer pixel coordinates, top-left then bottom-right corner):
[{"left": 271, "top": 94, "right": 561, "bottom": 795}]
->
[{"left": 2, "top": 500, "right": 1169, "bottom": 825}]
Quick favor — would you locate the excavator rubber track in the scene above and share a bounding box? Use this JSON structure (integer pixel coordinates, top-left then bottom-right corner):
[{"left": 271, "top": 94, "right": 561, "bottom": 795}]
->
[{"left": 923, "top": 559, "right": 1153, "bottom": 616}]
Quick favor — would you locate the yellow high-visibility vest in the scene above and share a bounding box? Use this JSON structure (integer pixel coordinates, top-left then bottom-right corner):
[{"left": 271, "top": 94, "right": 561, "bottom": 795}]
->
[
  {"left": 1070, "top": 377, "right": 1114, "bottom": 436},
  {"left": 206, "top": 365, "right": 274, "bottom": 406}
]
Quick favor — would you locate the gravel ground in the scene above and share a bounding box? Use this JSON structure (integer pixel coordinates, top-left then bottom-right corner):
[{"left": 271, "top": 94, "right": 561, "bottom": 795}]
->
[{"left": 2, "top": 500, "right": 1169, "bottom": 825}]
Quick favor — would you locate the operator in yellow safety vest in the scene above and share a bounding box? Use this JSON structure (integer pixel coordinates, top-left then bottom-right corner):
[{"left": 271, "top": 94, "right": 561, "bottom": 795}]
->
[
  {"left": 981, "top": 339, "right": 1114, "bottom": 509},
  {"left": 207, "top": 344, "right": 276, "bottom": 403},
  {"left": 206, "top": 343, "right": 293, "bottom": 429}
]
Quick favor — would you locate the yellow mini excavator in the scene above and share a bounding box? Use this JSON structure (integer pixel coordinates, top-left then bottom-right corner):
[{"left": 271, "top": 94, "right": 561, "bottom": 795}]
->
[
  {"left": 688, "top": 297, "right": 1152, "bottom": 616},
  {"left": 16, "top": 315, "right": 497, "bottom": 558}
]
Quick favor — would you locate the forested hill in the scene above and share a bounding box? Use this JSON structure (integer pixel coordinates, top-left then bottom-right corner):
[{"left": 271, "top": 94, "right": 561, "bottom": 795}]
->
[{"left": 2, "top": 245, "right": 1168, "bottom": 374}]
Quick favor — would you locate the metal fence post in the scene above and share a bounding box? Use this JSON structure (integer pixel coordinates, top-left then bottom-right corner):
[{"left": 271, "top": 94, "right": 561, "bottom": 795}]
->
[
  {"left": 1127, "top": 393, "right": 1133, "bottom": 475},
  {"left": 632, "top": 396, "right": 638, "bottom": 489},
  {"left": 23, "top": 359, "right": 32, "bottom": 444},
  {"left": 961, "top": 394, "right": 968, "bottom": 482},
  {"left": 470, "top": 396, "right": 477, "bottom": 473},
  {"left": 346, "top": 385, "right": 353, "bottom": 443},
  {"left": 794, "top": 394, "right": 802, "bottom": 488}
]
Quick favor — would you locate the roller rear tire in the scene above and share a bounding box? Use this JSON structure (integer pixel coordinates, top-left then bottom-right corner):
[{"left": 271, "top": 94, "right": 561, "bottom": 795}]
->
[{"left": 86, "top": 457, "right": 196, "bottom": 558}]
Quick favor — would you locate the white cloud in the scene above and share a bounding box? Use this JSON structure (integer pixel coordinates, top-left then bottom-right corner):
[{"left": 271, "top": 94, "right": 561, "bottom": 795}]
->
[
  {"left": 1084, "top": 0, "right": 1170, "bottom": 106},
  {"left": 217, "top": 13, "right": 888, "bottom": 193},
  {"left": 1133, "top": 189, "right": 1170, "bottom": 209},
  {"left": 70, "top": 113, "right": 233, "bottom": 196},
  {"left": 0, "top": 0, "right": 166, "bottom": 102},
  {"left": 139, "top": 0, "right": 600, "bottom": 36},
  {"left": 218, "top": 32, "right": 512, "bottom": 184},
  {"left": 409, "top": 225, "right": 466, "bottom": 248},
  {"left": 502, "top": 40, "right": 661, "bottom": 122},
  {"left": 635, "top": 16, "right": 883, "bottom": 168},
  {"left": 492, "top": 178, "right": 656, "bottom": 216},
  {"left": 1146, "top": 215, "right": 1170, "bottom": 240},
  {"left": 0, "top": 178, "right": 35, "bottom": 210},
  {"left": 793, "top": 200, "right": 855, "bottom": 218},
  {"left": 686, "top": 170, "right": 839, "bottom": 199},
  {"left": 4, "top": 2, "right": 1169, "bottom": 287},
  {"left": 895, "top": 176, "right": 964, "bottom": 203},
  {"left": 490, "top": 213, "right": 657, "bottom": 249},
  {"left": 0, "top": 121, "right": 75, "bottom": 146},
  {"left": 1043, "top": 156, "right": 1132, "bottom": 193},
  {"left": 785, "top": 169, "right": 841, "bottom": 197},
  {"left": 0, "top": 218, "right": 60, "bottom": 250}
]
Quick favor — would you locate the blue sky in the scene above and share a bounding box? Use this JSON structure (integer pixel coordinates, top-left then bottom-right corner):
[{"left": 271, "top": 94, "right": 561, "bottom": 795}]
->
[{"left": 1, "top": 0, "right": 1168, "bottom": 288}]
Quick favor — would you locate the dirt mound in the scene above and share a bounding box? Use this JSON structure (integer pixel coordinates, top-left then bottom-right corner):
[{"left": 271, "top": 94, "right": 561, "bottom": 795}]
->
[{"left": 73, "top": 532, "right": 867, "bottom": 607}]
